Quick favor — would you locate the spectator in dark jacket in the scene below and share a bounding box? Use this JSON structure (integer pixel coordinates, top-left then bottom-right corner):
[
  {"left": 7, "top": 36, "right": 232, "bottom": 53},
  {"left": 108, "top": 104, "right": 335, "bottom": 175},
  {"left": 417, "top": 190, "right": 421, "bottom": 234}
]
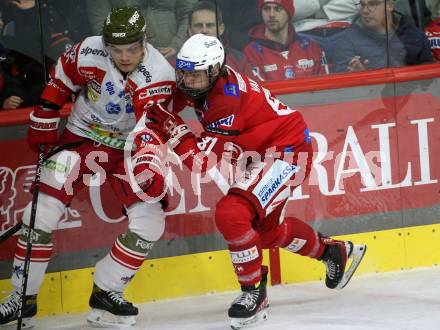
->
[
  {"left": 331, "top": 0, "right": 433, "bottom": 73},
  {"left": 187, "top": 1, "right": 245, "bottom": 72}
]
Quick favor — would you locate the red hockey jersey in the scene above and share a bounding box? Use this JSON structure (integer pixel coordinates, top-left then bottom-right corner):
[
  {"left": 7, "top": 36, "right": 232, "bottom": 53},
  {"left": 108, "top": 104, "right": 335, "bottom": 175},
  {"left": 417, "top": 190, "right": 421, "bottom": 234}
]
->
[
  {"left": 242, "top": 23, "right": 328, "bottom": 81},
  {"left": 425, "top": 18, "right": 440, "bottom": 61},
  {"left": 173, "top": 66, "right": 310, "bottom": 173}
]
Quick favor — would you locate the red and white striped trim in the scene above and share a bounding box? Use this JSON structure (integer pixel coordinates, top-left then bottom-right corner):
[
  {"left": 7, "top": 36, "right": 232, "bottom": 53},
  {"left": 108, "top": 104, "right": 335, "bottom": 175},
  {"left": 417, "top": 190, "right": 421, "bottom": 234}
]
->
[
  {"left": 14, "top": 239, "right": 53, "bottom": 263},
  {"left": 110, "top": 239, "right": 146, "bottom": 270}
]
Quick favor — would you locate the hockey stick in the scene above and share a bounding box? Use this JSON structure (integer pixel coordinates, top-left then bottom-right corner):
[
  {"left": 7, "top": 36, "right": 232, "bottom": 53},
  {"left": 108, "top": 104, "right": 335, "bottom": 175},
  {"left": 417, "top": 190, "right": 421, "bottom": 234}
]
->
[
  {"left": 0, "top": 222, "right": 22, "bottom": 244},
  {"left": 16, "top": 145, "right": 45, "bottom": 330}
]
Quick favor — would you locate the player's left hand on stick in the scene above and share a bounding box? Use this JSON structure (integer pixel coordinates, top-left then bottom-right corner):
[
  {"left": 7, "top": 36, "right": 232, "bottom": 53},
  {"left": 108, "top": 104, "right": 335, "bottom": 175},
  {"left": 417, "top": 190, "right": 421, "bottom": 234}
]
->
[
  {"left": 27, "top": 106, "right": 60, "bottom": 153},
  {"left": 146, "top": 104, "right": 193, "bottom": 149}
]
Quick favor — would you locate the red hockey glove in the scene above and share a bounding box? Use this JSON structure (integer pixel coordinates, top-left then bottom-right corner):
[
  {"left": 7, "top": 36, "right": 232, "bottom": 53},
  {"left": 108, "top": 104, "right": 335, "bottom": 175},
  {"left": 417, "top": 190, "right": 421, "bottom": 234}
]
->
[
  {"left": 131, "top": 129, "right": 168, "bottom": 199},
  {"left": 27, "top": 106, "right": 60, "bottom": 153},
  {"left": 146, "top": 104, "right": 193, "bottom": 149}
]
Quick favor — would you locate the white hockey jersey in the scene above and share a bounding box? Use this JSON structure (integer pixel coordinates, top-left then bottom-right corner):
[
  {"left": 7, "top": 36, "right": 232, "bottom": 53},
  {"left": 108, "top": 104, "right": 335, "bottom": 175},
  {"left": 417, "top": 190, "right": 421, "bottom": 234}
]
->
[{"left": 42, "top": 36, "right": 175, "bottom": 149}]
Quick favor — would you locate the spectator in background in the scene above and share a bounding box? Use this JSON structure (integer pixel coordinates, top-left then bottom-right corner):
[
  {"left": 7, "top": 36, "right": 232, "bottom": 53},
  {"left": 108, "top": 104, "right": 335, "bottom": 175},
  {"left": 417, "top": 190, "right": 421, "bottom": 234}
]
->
[
  {"left": 243, "top": 0, "right": 328, "bottom": 81},
  {"left": 86, "top": 0, "right": 197, "bottom": 59},
  {"left": 1, "top": 0, "right": 73, "bottom": 62},
  {"left": 292, "top": 0, "right": 358, "bottom": 65},
  {"left": 425, "top": 3, "right": 440, "bottom": 61},
  {"left": 331, "top": 0, "right": 433, "bottom": 73},
  {"left": 426, "top": 0, "right": 440, "bottom": 19},
  {"left": 49, "top": 0, "right": 92, "bottom": 43},
  {"left": 210, "top": 0, "right": 261, "bottom": 51},
  {"left": 187, "top": 1, "right": 245, "bottom": 72}
]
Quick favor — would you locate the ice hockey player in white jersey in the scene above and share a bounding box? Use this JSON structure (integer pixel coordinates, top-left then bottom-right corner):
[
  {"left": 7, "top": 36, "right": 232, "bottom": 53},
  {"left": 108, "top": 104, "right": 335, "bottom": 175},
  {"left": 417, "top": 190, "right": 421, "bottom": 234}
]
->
[{"left": 0, "top": 7, "right": 175, "bottom": 328}]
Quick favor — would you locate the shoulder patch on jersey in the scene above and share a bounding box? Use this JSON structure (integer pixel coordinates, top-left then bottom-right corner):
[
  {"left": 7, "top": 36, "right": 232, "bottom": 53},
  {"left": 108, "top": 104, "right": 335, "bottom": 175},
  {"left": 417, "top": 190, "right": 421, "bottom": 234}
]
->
[{"left": 223, "top": 83, "right": 239, "bottom": 97}]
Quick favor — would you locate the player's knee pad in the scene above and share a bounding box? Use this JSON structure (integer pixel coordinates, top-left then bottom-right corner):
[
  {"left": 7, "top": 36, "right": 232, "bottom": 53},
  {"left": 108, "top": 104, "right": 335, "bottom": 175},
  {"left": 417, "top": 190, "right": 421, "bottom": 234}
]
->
[
  {"left": 22, "top": 192, "right": 65, "bottom": 233},
  {"left": 126, "top": 201, "right": 165, "bottom": 242},
  {"left": 215, "top": 194, "right": 256, "bottom": 241}
]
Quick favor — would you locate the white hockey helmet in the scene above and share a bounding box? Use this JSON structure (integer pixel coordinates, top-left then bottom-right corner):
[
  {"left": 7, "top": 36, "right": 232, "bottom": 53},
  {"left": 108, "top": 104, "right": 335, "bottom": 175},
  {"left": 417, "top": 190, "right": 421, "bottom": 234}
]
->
[{"left": 175, "top": 34, "right": 225, "bottom": 99}]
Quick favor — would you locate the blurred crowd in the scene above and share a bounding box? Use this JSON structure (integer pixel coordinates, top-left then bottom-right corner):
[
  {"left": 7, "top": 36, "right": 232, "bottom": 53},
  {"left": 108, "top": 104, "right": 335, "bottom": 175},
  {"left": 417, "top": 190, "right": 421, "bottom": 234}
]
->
[{"left": 0, "top": 0, "right": 439, "bottom": 109}]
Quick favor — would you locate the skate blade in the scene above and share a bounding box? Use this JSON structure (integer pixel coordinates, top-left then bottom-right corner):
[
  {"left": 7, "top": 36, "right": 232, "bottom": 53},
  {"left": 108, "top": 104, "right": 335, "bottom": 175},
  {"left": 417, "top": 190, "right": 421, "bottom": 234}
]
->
[
  {"left": 87, "top": 309, "right": 136, "bottom": 328},
  {"left": 230, "top": 309, "right": 268, "bottom": 330},
  {"left": 336, "top": 244, "right": 367, "bottom": 290},
  {"left": 1, "top": 317, "right": 35, "bottom": 329}
]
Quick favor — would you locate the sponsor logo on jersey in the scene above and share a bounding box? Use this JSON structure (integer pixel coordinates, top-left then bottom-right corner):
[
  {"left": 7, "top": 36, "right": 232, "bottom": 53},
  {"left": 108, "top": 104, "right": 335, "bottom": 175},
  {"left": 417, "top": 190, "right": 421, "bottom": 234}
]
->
[
  {"left": 264, "top": 64, "right": 278, "bottom": 72},
  {"left": 205, "top": 127, "right": 240, "bottom": 136},
  {"left": 140, "top": 85, "right": 173, "bottom": 99},
  {"left": 223, "top": 83, "right": 239, "bottom": 97},
  {"left": 176, "top": 59, "right": 196, "bottom": 71},
  {"left": 254, "top": 160, "right": 299, "bottom": 207},
  {"left": 230, "top": 246, "right": 259, "bottom": 264},
  {"left": 80, "top": 46, "right": 108, "bottom": 57},
  {"left": 284, "top": 67, "right": 295, "bottom": 79},
  {"left": 304, "top": 128, "right": 311, "bottom": 144},
  {"left": 105, "top": 81, "right": 115, "bottom": 95},
  {"left": 137, "top": 65, "right": 152, "bottom": 83},
  {"left": 206, "top": 115, "right": 235, "bottom": 129},
  {"left": 105, "top": 102, "right": 122, "bottom": 115},
  {"left": 429, "top": 37, "right": 440, "bottom": 48},
  {"left": 296, "top": 59, "right": 314, "bottom": 70}
]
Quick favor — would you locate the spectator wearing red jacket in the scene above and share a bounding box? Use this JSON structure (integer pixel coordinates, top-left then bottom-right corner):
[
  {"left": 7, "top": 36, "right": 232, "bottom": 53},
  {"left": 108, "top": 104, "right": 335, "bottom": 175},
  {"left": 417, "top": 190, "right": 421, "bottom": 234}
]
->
[
  {"left": 243, "top": 0, "right": 329, "bottom": 81},
  {"left": 425, "top": 18, "right": 440, "bottom": 61}
]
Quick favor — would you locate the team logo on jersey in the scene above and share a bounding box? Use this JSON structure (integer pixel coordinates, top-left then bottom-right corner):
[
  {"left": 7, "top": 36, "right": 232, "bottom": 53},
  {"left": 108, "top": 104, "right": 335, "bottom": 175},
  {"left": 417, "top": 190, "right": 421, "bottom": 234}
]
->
[
  {"left": 87, "top": 80, "right": 101, "bottom": 102},
  {"left": 296, "top": 59, "right": 314, "bottom": 70},
  {"left": 206, "top": 115, "right": 235, "bottom": 130},
  {"left": 223, "top": 83, "right": 239, "bottom": 97},
  {"left": 105, "top": 102, "right": 121, "bottom": 115},
  {"left": 284, "top": 67, "right": 295, "bottom": 79},
  {"left": 176, "top": 59, "right": 195, "bottom": 71}
]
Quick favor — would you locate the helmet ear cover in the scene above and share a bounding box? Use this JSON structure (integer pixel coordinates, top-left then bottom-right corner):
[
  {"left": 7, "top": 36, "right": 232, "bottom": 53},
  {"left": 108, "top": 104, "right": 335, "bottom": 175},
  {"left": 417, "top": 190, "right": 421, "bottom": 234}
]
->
[{"left": 102, "top": 7, "right": 146, "bottom": 45}]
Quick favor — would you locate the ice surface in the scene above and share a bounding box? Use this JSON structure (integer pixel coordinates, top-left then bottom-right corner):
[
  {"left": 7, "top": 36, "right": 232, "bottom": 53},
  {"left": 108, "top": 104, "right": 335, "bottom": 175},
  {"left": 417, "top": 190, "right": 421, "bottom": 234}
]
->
[{"left": 4, "top": 267, "right": 440, "bottom": 330}]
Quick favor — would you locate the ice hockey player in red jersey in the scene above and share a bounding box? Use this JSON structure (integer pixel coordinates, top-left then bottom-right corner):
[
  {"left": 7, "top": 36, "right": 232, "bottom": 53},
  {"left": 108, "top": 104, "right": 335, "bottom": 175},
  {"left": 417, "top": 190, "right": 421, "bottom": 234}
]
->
[
  {"left": 0, "top": 7, "right": 175, "bottom": 328},
  {"left": 146, "top": 33, "right": 367, "bottom": 329},
  {"left": 243, "top": 0, "right": 328, "bottom": 81},
  {"left": 425, "top": 17, "right": 440, "bottom": 61}
]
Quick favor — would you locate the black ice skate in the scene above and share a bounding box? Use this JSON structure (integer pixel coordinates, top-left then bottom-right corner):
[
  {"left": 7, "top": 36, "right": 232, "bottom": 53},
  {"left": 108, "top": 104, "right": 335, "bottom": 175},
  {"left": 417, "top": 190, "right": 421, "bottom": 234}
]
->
[
  {"left": 0, "top": 290, "right": 37, "bottom": 328},
  {"left": 228, "top": 267, "right": 269, "bottom": 330},
  {"left": 87, "top": 284, "right": 138, "bottom": 328},
  {"left": 320, "top": 237, "right": 367, "bottom": 290}
]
